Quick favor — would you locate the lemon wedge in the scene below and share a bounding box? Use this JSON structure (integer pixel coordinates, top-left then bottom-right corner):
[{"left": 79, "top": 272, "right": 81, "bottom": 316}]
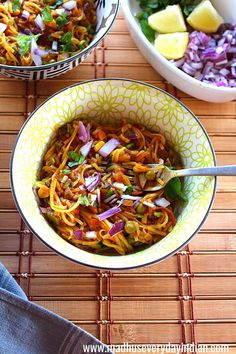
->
[
  {"left": 154, "top": 32, "right": 189, "bottom": 60},
  {"left": 187, "top": 0, "right": 224, "bottom": 33},
  {"left": 148, "top": 5, "right": 187, "bottom": 33}
]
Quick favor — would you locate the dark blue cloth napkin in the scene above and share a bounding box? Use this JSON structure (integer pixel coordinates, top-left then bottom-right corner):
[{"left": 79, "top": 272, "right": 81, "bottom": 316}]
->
[{"left": 0, "top": 262, "right": 112, "bottom": 354}]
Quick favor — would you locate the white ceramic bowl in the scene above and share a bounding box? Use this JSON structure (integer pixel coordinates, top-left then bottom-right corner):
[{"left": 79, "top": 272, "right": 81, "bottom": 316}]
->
[
  {"left": 11, "top": 79, "right": 216, "bottom": 270},
  {"left": 0, "top": 0, "right": 119, "bottom": 80},
  {"left": 122, "top": 0, "right": 236, "bottom": 103}
]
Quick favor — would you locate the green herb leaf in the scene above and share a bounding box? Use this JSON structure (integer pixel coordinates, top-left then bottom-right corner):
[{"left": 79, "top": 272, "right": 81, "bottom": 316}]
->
[
  {"left": 49, "top": 0, "right": 63, "bottom": 9},
  {"left": 105, "top": 189, "right": 114, "bottom": 198},
  {"left": 68, "top": 151, "right": 80, "bottom": 161},
  {"left": 56, "top": 12, "right": 68, "bottom": 27},
  {"left": 125, "top": 186, "right": 134, "bottom": 195},
  {"left": 87, "top": 24, "right": 95, "bottom": 35},
  {"left": 165, "top": 177, "right": 187, "bottom": 202},
  {"left": 67, "top": 150, "right": 85, "bottom": 167},
  {"left": 79, "top": 40, "right": 88, "bottom": 50},
  {"left": 136, "top": 0, "right": 200, "bottom": 42},
  {"left": 42, "top": 6, "right": 53, "bottom": 22},
  {"left": 60, "top": 31, "right": 73, "bottom": 52},
  {"left": 126, "top": 143, "right": 134, "bottom": 149},
  {"left": 154, "top": 212, "right": 162, "bottom": 217},
  {"left": 16, "top": 34, "right": 41, "bottom": 56},
  {"left": 62, "top": 169, "right": 71, "bottom": 174},
  {"left": 12, "top": 0, "right": 21, "bottom": 12},
  {"left": 139, "top": 16, "right": 156, "bottom": 42},
  {"left": 78, "top": 195, "right": 90, "bottom": 206}
]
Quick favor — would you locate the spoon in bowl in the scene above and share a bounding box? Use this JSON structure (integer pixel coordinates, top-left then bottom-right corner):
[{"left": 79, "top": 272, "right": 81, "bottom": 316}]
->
[{"left": 142, "top": 165, "right": 236, "bottom": 191}]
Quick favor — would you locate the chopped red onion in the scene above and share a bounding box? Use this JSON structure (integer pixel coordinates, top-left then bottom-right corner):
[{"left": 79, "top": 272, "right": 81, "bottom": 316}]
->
[
  {"left": 63, "top": 0, "right": 76, "bottom": 10},
  {"left": 89, "top": 194, "right": 97, "bottom": 206},
  {"left": 133, "top": 200, "right": 140, "bottom": 209},
  {"left": 34, "top": 14, "right": 45, "bottom": 31},
  {"left": 182, "top": 62, "right": 196, "bottom": 76},
  {"left": 97, "top": 189, "right": 101, "bottom": 205},
  {"left": 117, "top": 200, "right": 124, "bottom": 207},
  {"left": 143, "top": 201, "right": 156, "bottom": 208},
  {"left": 52, "top": 41, "right": 58, "bottom": 51},
  {"left": 98, "top": 138, "right": 120, "bottom": 158},
  {"left": 74, "top": 229, "right": 83, "bottom": 240},
  {"left": 110, "top": 197, "right": 118, "bottom": 204},
  {"left": 108, "top": 221, "right": 124, "bottom": 236},
  {"left": 154, "top": 198, "right": 170, "bottom": 208},
  {"left": 22, "top": 10, "right": 30, "bottom": 19},
  {"left": 129, "top": 133, "right": 138, "bottom": 140},
  {"left": 40, "top": 207, "right": 47, "bottom": 214},
  {"left": 121, "top": 195, "right": 141, "bottom": 201},
  {"left": 173, "top": 57, "right": 185, "bottom": 67},
  {"left": 84, "top": 2, "right": 90, "bottom": 10},
  {"left": 104, "top": 194, "right": 117, "bottom": 204},
  {"left": 85, "top": 231, "right": 97, "bottom": 239},
  {"left": 173, "top": 26, "right": 236, "bottom": 88},
  {"left": 55, "top": 8, "right": 66, "bottom": 15},
  {"left": 78, "top": 121, "right": 89, "bottom": 143},
  {"left": 80, "top": 139, "right": 93, "bottom": 158},
  {"left": 0, "top": 23, "right": 7, "bottom": 33},
  {"left": 31, "top": 38, "right": 42, "bottom": 66},
  {"left": 97, "top": 206, "right": 121, "bottom": 221},
  {"left": 79, "top": 185, "right": 86, "bottom": 191},
  {"left": 113, "top": 182, "right": 127, "bottom": 191},
  {"left": 35, "top": 48, "right": 48, "bottom": 57},
  {"left": 85, "top": 173, "right": 101, "bottom": 192},
  {"left": 24, "top": 28, "right": 31, "bottom": 35}
]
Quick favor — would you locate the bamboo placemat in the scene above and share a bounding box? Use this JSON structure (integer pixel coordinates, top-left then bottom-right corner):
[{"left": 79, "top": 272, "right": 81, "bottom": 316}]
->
[{"left": 1, "top": 9, "right": 236, "bottom": 351}]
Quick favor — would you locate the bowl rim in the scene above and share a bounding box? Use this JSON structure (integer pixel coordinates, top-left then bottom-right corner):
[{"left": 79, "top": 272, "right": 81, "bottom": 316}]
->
[
  {"left": 10, "top": 78, "right": 217, "bottom": 270},
  {"left": 0, "top": 0, "right": 120, "bottom": 71},
  {"left": 122, "top": 0, "right": 236, "bottom": 94}
]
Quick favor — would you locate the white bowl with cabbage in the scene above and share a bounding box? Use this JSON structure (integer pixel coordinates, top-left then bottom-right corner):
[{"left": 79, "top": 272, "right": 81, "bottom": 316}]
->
[{"left": 123, "top": 0, "right": 236, "bottom": 102}]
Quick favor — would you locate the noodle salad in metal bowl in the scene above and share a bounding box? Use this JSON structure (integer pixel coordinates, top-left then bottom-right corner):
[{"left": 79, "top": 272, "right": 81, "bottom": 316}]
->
[{"left": 0, "top": 0, "right": 96, "bottom": 66}]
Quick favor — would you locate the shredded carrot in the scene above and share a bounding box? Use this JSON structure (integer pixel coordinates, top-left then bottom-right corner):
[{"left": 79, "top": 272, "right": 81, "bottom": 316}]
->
[
  {"left": 133, "top": 163, "right": 149, "bottom": 173},
  {"left": 95, "top": 129, "right": 106, "bottom": 140},
  {"left": 38, "top": 185, "right": 50, "bottom": 198}
]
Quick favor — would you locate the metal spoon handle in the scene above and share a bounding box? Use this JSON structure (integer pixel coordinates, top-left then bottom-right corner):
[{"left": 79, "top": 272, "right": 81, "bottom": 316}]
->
[{"left": 175, "top": 165, "right": 236, "bottom": 177}]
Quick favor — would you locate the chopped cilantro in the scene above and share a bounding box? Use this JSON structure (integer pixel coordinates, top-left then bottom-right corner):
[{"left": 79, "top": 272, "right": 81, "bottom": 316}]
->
[
  {"left": 79, "top": 40, "right": 88, "bottom": 50},
  {"left": 68, "top": 151, "right": 80, "bottom": 161},
  {"left": 68, "top": 160, "right": 84, "bottom": 168},
  {"left": 49, "top": 0, "right": 64, "bottom": 9},
  {"left": 87, "top": 24, "right": 95, "bottom": 35},
  {"left": 42, "top": 6, "right": 53, "bottom": 22},
  {"left": 165, "top": 177, "right": 188, "bottom": 202},
  {"left": 136, "top": 12, "right": 156, "bottom": 42},
  {"left": 136, "top": 0, "right": 200, "bottom": 42},
  {"left": 78, "top": 195, "right": 90, "bottom": 206},
  {"left": 62, "top": 169, "right": 71, "bottom": 175},
  {"left": 125, "top": 186, "right": 134, "bottom": 195},
  {"left": 67, "top": 150, "right": 85, "bottom": 167},
  {"left": 126, "top": 143, "right": 134, "bottom": 149},
  {"left": 56, "top": 12, "right": 69, "bottom": 27},
  {"left": 60, "top": 31, "right": 73, "bottom": 52},
  {"left": 12, "top": 0, "right": 21, "bottom": 12},
  {"left": 105, "top": 189, "right": 114, "bottom": 198},
  {"left": 16, "top": 34, "right": 41, "bottom": 56},
  {"left": 154, "top": 212, "right": 162, "bottom": 218}
]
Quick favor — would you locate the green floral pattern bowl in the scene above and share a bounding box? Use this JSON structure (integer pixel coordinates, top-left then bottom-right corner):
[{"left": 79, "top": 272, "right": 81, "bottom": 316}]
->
[{"left": 10, "top": 79, "right": 216, "bottom": 270}]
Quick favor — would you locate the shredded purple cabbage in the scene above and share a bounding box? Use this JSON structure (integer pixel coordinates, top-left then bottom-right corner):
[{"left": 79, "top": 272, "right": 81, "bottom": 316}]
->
[{"left": 173, "top": 24, "right": 236, "bottom": 88}]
